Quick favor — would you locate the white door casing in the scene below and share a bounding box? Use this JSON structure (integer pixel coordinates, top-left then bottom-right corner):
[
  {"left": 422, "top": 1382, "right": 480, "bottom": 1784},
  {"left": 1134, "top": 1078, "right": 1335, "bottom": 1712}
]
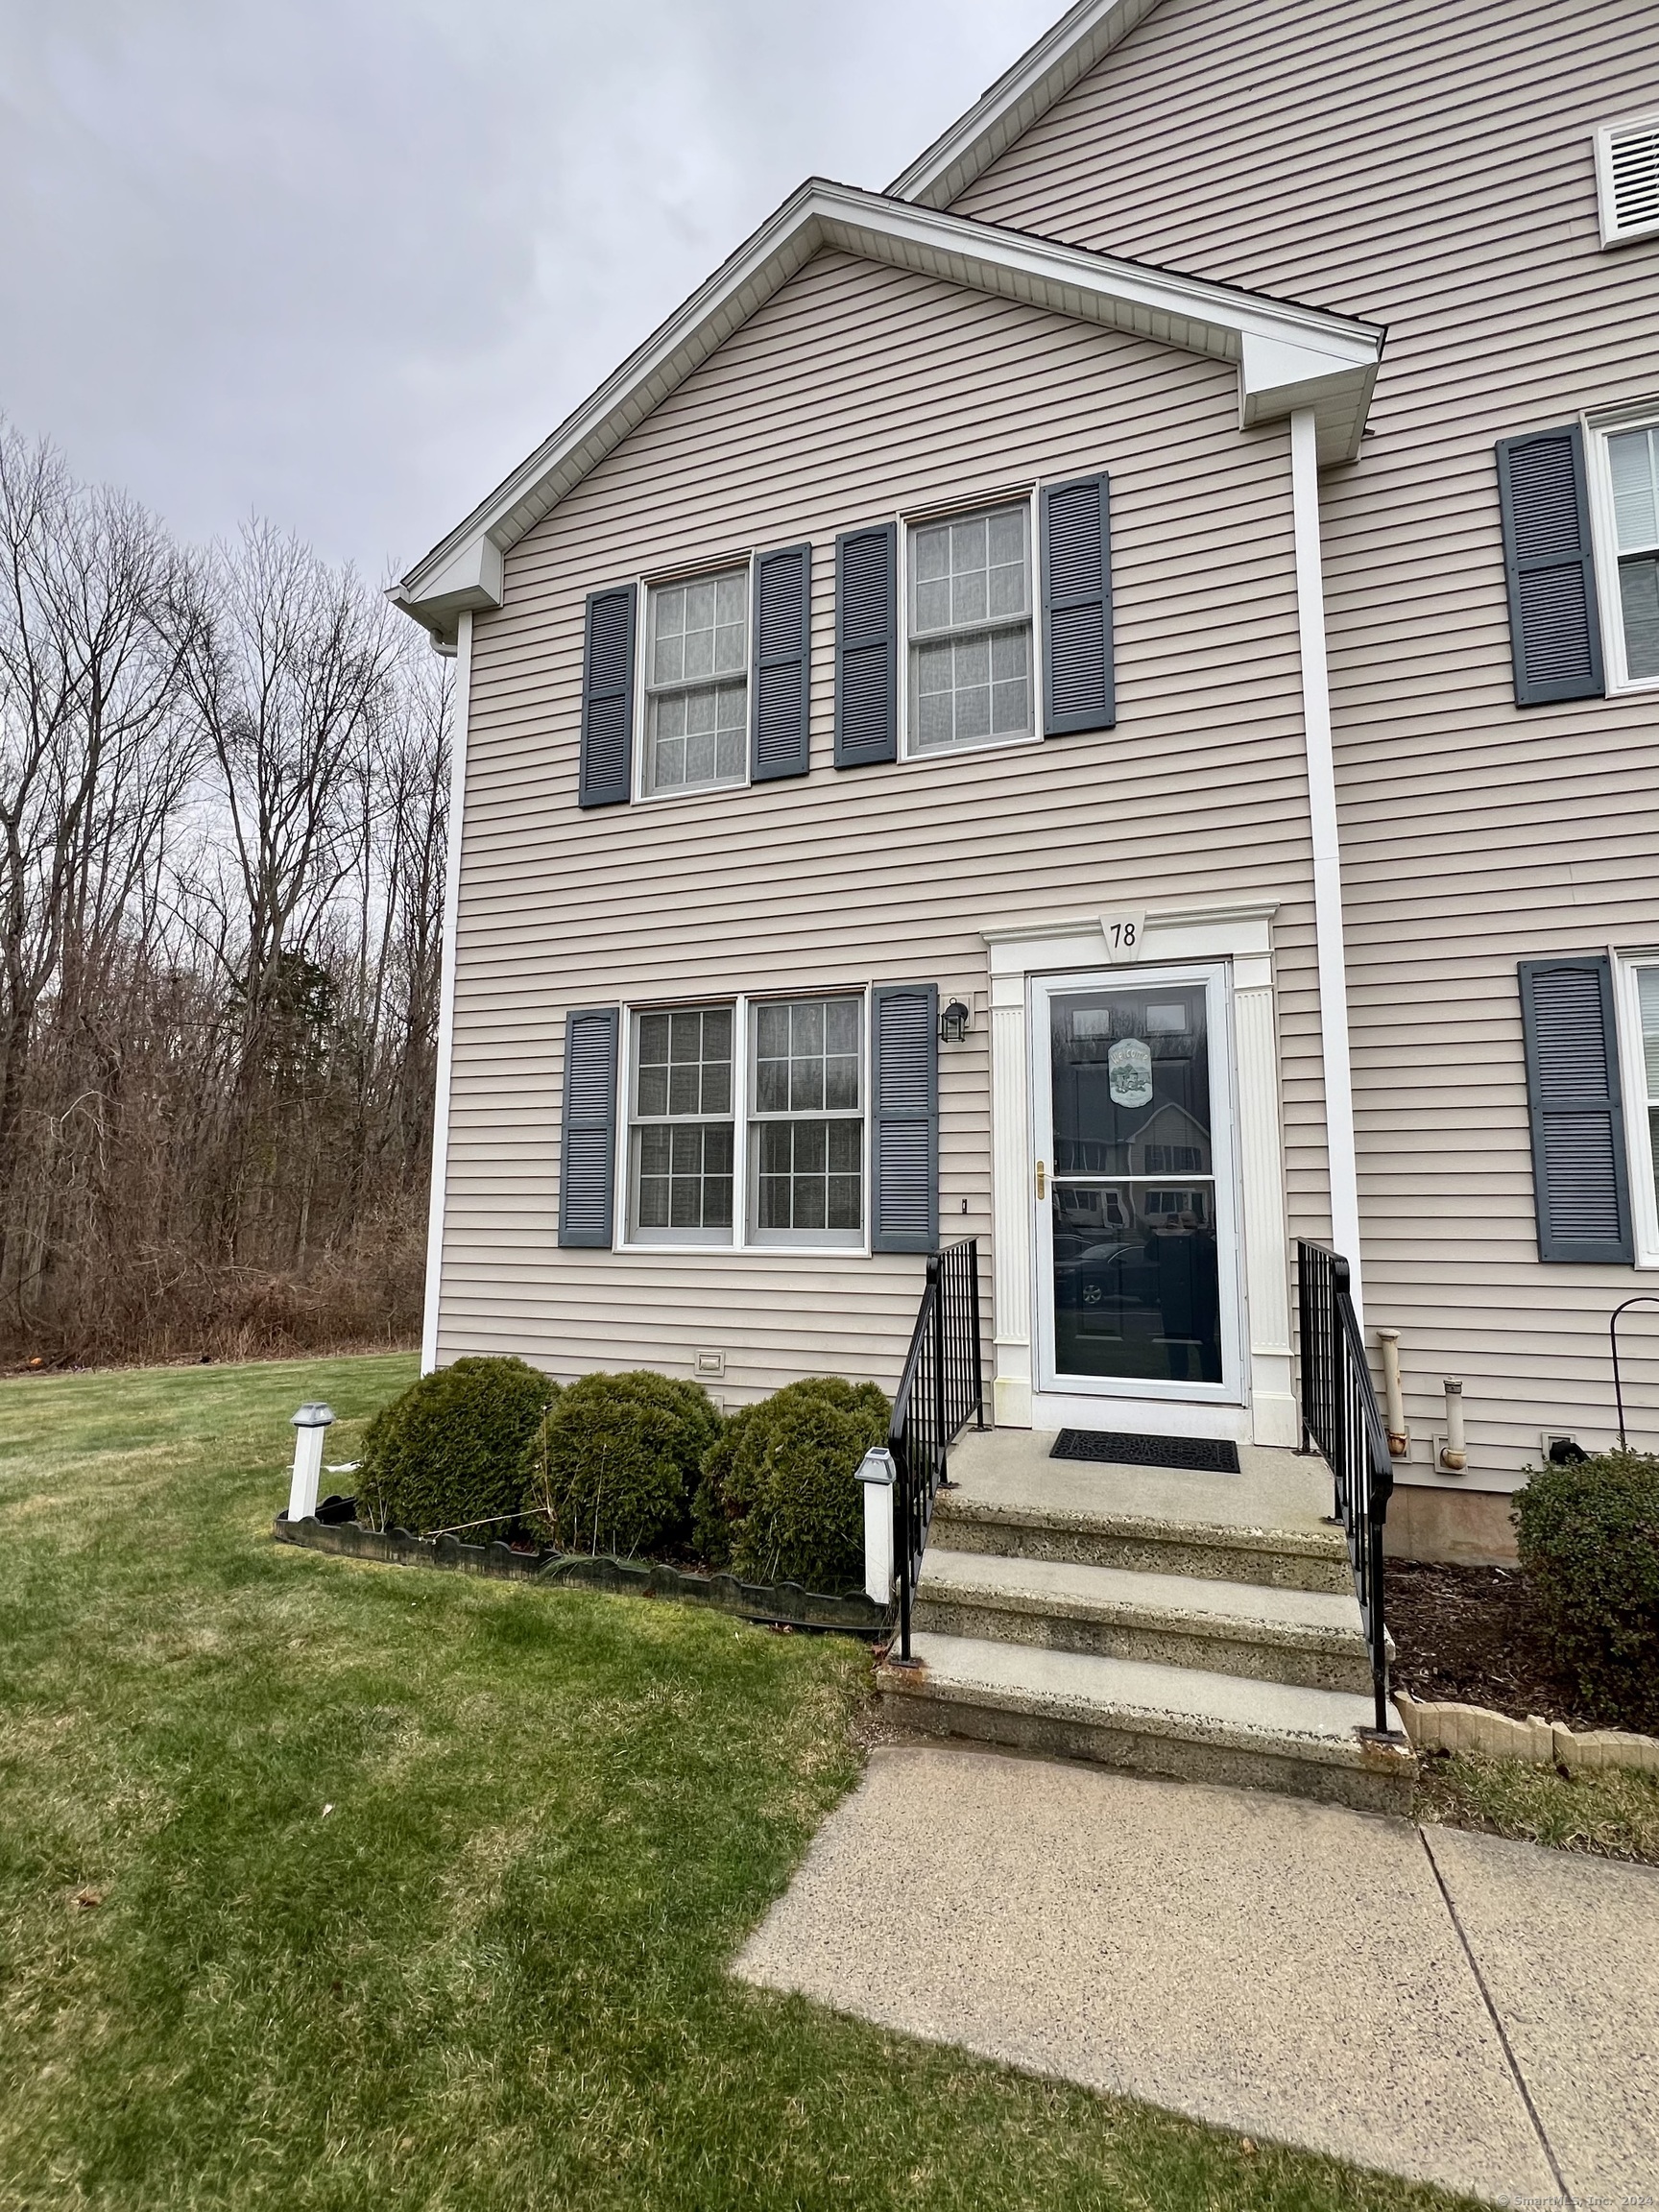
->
[{"left": 982, "top": 905, "right": 1297, "bottom": 1447}]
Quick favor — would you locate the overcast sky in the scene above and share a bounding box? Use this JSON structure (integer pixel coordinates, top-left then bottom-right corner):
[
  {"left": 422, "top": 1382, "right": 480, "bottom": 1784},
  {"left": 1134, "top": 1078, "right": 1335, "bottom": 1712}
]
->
[{"left": 0, "top": 0, "right": 1061, "bottom": 583}]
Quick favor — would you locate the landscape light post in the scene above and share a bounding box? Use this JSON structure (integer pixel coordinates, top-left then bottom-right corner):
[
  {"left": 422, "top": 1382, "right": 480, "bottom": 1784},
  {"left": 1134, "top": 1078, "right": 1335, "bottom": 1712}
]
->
[{"left": 287, "top": 1403, "right": 336, "bottom": 1525}]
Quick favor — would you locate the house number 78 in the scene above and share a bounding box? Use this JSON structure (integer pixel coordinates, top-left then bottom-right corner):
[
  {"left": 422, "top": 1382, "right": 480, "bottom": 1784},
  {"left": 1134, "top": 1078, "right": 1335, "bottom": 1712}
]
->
[{"left": 1101, "top": 911, "right": 1146, "bottom": 963}]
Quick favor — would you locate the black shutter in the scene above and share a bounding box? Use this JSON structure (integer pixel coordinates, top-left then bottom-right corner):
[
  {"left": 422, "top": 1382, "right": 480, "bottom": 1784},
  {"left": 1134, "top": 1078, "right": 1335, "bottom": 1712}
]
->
[
  {"left": 1041, "top": 472, "right": 1115, "bottom": 737},
  {"left": 751, "top": 543, "right": 811, "bottom": 781},
  {"left": 1496, "top": 429, "right": 1604, "bottom": 707},
  {"left": 871, "top": 983, "right": 938, "bottom": 1254},
  {"left": 834, "top": 523, "right": 897, "bottom": 768},
  {"left": 578, "top": 585, "right": 637, "bottom": 806},
  {"left": 558, "top": 1007, "right": 619, "bottom": 1248},
  {"left": 1518, "top": 957, "right": 1632, "bottom": 1263}
]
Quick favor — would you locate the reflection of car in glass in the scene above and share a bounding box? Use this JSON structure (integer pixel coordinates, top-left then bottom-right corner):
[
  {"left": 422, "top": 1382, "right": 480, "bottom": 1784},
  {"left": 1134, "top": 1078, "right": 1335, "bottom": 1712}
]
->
[{"left": 1051, "top": 1237, "right": 1138, "bottom": 1314}]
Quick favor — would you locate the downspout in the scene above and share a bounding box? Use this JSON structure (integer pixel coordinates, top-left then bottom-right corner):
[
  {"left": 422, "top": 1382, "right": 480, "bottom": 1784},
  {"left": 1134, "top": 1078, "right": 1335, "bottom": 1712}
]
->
[
  {"left": 1289, "top": 408, "right": 1364, "bottom": 1324},
  {"left": 421, "top": 608, "right": 474, "bottom": 1375}
]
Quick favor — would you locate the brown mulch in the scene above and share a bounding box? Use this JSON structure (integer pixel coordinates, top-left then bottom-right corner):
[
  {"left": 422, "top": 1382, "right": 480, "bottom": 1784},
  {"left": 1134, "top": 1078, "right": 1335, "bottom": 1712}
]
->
[{"left": 1386, "top": 1561, "right": 1601, "bottom": 1730}]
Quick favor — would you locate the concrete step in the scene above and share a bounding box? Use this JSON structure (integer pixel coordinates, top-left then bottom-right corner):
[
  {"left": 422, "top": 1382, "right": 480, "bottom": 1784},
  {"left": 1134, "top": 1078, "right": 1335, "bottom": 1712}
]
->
[
  {"left": 877, "top": 1631, "right": 1415, "bottom": 1815},
  {"left": 915, "top": 1548, "right": 1381, "bottom": 1695},
  {"left": 931, "top": 1487, "right": 1353, "bottom": 1594}
]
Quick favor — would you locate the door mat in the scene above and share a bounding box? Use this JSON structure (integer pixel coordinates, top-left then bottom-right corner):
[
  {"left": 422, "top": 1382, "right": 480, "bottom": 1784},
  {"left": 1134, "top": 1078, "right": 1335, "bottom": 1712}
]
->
[{"left": 1051, "top": 1430, "right": 1241, "bottom": 1474}]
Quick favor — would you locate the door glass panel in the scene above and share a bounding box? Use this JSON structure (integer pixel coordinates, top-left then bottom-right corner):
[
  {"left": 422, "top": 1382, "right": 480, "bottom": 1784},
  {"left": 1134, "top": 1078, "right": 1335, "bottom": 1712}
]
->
[{"left": 1048, "top": 984, "right": 1222, "bottom": 1384}]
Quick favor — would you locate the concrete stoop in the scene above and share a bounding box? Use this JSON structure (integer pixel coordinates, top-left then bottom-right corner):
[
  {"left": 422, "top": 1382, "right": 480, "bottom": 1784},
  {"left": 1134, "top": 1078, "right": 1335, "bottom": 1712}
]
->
[{"left": 878, "top": 1431, "right": 1414, "bottom": 1815}]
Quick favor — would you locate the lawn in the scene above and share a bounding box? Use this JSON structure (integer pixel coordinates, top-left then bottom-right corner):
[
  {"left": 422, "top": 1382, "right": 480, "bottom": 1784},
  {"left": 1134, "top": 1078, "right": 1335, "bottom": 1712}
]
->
[{"left": 0, "top": 1355, "right": 1467, "bottom": 2212}]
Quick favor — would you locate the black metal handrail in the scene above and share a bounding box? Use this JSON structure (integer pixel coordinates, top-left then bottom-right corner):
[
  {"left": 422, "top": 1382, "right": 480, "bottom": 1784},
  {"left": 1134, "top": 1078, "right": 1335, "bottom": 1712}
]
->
[
  {"left": 890, "top": 1236, "right": 985, "bottom": 1663},
  {"left": 1296, "top": 1240, "right": 1393, "bottom": 1736}
]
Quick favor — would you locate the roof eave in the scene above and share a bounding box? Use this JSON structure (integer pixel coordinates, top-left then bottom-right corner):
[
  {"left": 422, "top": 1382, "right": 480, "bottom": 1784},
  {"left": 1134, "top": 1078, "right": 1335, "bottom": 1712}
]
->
[{"left": 889, "top": 0, "right": 1166, "bottom": 209}]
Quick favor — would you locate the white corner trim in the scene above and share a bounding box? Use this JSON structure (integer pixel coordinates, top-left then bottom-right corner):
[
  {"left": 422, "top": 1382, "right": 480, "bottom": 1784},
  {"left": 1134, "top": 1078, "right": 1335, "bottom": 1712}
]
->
[
  {"left": 393, "top": 184, "right": 1382, "bottom": 641},
  {"left": 421, "top": 609, "right": 473, "bottom": 1375},
  {"left": 890, "top": 0, "right": 1166, "bottom": 209},
  {"left": 1289, "top": 408, "right": 1362, "bottom": 1320}
]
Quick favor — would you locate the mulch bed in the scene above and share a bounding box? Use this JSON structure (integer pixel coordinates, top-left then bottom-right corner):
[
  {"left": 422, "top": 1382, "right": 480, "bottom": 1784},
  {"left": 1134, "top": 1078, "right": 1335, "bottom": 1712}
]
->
[{"left": 1386, "top": 1561, "right": 1599, "bottom": 1730}]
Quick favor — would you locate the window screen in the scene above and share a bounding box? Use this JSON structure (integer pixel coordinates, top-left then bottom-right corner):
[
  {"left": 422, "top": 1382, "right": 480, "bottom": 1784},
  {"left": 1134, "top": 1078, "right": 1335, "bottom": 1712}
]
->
[
  {"left": 644, "top": 570, "right": 749, "bottom": 795},
  {"left": 907, "top": 504, "right": 1033, "bottom": 754},
  {"left": 628, "top": 1006, "right": 734, "bottom": 1241},
  {"left": 748, "top": 996, "right": 864, "bottom": 1243}
]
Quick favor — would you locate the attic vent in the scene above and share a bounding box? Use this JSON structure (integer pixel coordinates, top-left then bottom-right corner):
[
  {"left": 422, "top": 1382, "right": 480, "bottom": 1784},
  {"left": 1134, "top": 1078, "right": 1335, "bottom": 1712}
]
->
[{"left": 1596, "top": 112, "right": 1659, "bottom": 246}]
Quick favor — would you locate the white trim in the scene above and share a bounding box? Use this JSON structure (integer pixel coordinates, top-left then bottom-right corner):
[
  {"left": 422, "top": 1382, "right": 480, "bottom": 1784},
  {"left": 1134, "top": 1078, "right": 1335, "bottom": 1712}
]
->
[
  {"left": 1595, "top": 110, "right": 1659, "bottom": 248},
  {"left": 890, "top": 0, "right": 1166, "bottom": 209},
  {"left": 1289, "top": 407, "right": 1363, "bottom": 1323},
  {"left": 1582, "top": 403, "right": 1659, "bottom": 697},
  {"left": 421, "top": 610, "right": 473, "bottom": 1374},
  {"left": 392, "top": 183, "right": 1382, "bottom": 640},
  {"left": 982, "top": 902, "right": 1294, "bottom": 1444},
  {"left": 1614, "top": 952, "right": 1659, "bottom": 1268}
]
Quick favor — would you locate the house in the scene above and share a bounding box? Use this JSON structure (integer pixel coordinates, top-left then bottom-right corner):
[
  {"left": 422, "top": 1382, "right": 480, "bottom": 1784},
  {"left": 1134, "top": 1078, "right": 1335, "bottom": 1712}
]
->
[{"left": 391, "top": 0, "right": 1658, "bottom": 1794}]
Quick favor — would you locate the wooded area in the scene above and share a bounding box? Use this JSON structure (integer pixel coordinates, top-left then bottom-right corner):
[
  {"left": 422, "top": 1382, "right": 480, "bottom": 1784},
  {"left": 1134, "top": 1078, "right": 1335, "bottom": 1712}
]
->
[{"left": 0, "top": 420, "right": 448, "bottom": 1365}]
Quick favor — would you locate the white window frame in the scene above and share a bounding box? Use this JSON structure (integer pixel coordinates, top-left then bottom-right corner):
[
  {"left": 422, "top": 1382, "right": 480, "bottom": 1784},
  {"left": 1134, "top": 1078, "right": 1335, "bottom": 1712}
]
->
[
  {"left": 613, "top": 986, "right": 872, "bottom": 1256},
  {"left": 899, "top": 487, "right": 1044, "bottom": 764},
  {"left": 621, "top": 1001, "right": 739, "bottom": 1247},
  {"left": 631, "top": 554, "right": 757, "bottom": 805},
  {"left": 1614, "top": 949, "right": 1659, "bottom": 1268},
  {"left": 1584, "top": 402, "right": 1659, "bottom": 695},
  {"left": 1595, "top": 111, "right": 1659, "bottom": 249}
]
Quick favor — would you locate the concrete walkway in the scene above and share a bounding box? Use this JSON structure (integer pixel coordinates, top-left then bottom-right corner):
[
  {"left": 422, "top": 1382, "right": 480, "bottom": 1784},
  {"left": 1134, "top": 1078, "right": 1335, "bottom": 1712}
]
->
[{"left": 734, "top": 1746, "right": 1659, "bottom": 2207}]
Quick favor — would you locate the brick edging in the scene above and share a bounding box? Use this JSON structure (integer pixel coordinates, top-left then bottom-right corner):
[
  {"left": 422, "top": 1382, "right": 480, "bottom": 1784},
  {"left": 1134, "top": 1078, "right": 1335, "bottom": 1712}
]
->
[{"left": 1394, "top": 1690, "right": 1659, "bottom": 1774}]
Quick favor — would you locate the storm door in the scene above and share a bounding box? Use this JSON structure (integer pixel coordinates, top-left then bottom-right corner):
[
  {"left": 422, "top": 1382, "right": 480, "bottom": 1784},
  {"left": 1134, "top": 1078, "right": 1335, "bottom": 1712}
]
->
[{"left": 1032, "top": 967, "right": 1244, "bottom": 1404}]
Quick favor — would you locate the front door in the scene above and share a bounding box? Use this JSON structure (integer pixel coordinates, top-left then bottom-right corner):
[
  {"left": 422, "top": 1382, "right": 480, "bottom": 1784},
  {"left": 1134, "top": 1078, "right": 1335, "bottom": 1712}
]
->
[{"left": 1033, "top": 966, "right": 1244, "bottom": 1405}]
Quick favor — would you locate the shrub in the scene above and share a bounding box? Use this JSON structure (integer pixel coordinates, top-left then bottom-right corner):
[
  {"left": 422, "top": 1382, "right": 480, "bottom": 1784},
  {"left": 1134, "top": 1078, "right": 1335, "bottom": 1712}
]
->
[
  {"left": 693, "top": 1376, "right": 890, "bottom": 1594},
  {"left": 356, "top": 1356, "right": 557, "bottom": 1539},
  {"left": 1514, "top": 1450, "right": 1659, "bottom": 1732},
  {"left": 521, "top": 1370, "right": 722, "bottom": 1558}
]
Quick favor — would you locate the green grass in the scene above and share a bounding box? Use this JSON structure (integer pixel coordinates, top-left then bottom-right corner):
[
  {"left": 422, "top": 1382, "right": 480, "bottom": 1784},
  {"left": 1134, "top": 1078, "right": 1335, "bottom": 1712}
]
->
[
  {"left": 0, "top": 1356, "right": 1469, "bottom": 2211},
  {"left": 1417, "top": 1750, "right": 1659, "bottom": 1863}
]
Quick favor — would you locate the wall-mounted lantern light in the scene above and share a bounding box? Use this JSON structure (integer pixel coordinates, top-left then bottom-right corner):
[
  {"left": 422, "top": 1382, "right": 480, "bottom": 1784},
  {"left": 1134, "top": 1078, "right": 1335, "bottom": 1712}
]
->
[{"left": 939, "top": 998, "right": 971, "bottom": 1045}]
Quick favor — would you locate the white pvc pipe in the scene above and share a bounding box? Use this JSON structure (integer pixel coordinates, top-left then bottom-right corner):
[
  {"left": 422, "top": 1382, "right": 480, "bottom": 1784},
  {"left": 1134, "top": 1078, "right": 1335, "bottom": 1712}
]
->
[
  {"left": 1439, "top": 1379, "right": 1467, "bottom": 1474},
  {"left": 1378, "top": 1330, "right": 1407, "bottom": 1456}
]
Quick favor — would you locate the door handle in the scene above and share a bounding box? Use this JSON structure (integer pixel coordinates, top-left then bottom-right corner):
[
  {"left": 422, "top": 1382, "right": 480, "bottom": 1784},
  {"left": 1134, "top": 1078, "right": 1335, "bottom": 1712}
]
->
[{"left": 1036, "top": 1161, "right": 1046, "bottom": 1200}]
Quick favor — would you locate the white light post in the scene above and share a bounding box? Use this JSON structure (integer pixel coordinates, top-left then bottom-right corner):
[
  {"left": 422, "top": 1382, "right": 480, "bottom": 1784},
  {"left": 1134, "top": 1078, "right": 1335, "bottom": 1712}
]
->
[
  {"left": 287, "top": 1402, "right": 336, "bottom": 1524},
  {"left": 855, "top": 1447, "right": 897, "bottom": 1607}
]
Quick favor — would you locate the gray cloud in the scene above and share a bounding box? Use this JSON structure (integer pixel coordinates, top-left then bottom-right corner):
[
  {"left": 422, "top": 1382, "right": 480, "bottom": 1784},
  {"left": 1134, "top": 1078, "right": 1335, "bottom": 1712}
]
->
[{"left": 0, "top": 0, "right": 1058, "bottom": 578}]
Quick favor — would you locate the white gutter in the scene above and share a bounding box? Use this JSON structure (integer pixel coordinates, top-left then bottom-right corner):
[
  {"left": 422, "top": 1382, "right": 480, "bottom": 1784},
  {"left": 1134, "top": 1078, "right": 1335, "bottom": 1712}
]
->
[
  {"left": 1289, "top": 408, "right": 1364, "bottom": 1320},
  {"left": 421, "top": 608, "right": 473, "bottom": 1374}
]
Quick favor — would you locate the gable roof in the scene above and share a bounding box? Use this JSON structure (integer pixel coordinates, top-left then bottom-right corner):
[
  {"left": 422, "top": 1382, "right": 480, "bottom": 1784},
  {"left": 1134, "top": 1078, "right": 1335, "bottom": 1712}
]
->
[
  {"left": 393, "top": 180, "right": 1382, "bottom": 644},
  {"left": 890, "top": 0, "right": 1166, "bottom": 209}
]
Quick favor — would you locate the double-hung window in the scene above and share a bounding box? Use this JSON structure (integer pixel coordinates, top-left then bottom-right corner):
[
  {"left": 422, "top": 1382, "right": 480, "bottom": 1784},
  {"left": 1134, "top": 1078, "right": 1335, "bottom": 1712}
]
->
[
  {"left": 1603, "top": 422, "right": 1659, "bottom": 685},
  {"left": 906, "top": 502, "right": 1034, "bottom": 755},
  {"left": 1617, "top": 956, "right": 1659, "bottom": 1264},
  {"left": 643, "top": 569, "right": 749, "bottom": 795},
  {"left": 627, "top": 1005, "right": 734, "bottom": 1242},
  {"left": 748, "top": 996, "right": 864, "bottom": 1246}
]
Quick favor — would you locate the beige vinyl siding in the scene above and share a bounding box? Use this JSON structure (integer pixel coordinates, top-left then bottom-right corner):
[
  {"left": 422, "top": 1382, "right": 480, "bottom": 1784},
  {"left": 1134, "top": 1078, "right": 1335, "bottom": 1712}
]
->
[
  {"left": 956, "top": 0, "right": 1659, "bottom": 1481},
  {"left": 439, "top": 247, "right": 1324, "bottom": 1401}
]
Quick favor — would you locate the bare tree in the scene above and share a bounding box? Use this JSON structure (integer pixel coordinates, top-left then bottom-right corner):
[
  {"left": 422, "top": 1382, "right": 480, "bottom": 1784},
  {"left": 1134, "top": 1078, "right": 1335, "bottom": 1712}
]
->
[{"left": 0, "top": 421, "right": 448, "bottom": 1365}]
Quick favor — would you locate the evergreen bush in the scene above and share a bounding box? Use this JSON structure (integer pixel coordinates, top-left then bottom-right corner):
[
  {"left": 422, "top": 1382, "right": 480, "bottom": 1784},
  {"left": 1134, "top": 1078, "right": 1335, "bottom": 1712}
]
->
[
  {"left": 693, "top": 1376, "right": 890, "bottom": 1594},
  {"left": 1513, "top": 1450, "right": 1659, "bottom": 1732},
  {"left": 521, "top": 1370, "right": 721, "bottom": 1558},
  {"left": 356, "top": 1356, "right": 557, "bottom": 1540}
]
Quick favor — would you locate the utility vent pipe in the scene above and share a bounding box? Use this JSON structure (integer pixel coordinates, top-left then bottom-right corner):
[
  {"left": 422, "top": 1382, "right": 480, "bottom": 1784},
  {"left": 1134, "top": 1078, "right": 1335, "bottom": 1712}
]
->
[
  {"left": 1439, "top": 1380, "right": 1467, "bottom": 1474},
  {"left": 1377, "top": 1330, "right": 1407, "bottom": 1457}
]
